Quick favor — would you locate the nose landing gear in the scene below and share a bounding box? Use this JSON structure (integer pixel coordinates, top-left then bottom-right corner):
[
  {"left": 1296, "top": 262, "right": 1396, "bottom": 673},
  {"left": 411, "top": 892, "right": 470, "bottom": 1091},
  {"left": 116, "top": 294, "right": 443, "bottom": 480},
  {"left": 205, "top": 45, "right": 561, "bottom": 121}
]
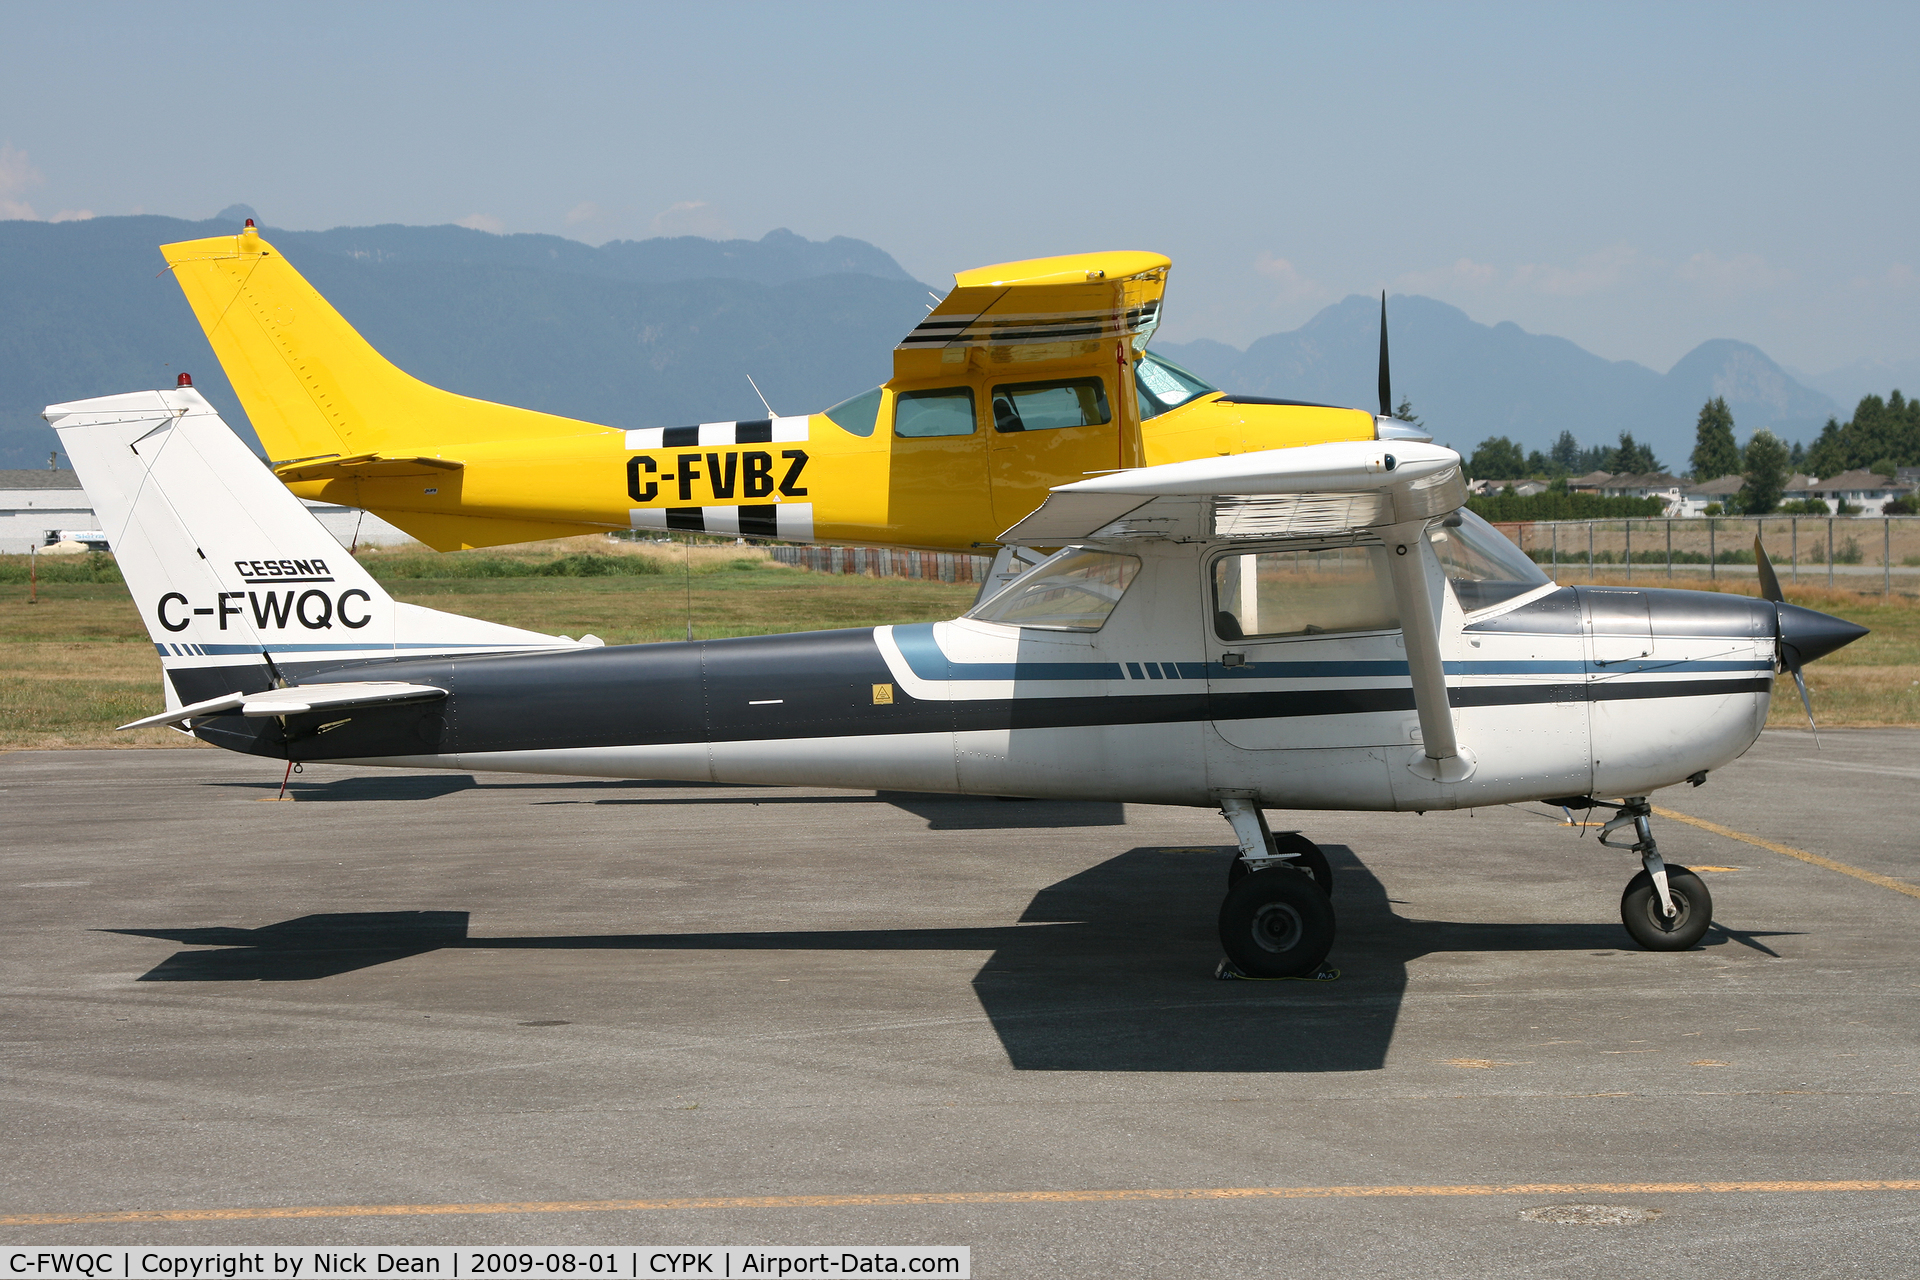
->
[
  {"left": 1597, "top": 797, "right": 1714, "bottom": 951},
  {"left": 1215, "top": 796, "right": 1336, "bottom": 978}
]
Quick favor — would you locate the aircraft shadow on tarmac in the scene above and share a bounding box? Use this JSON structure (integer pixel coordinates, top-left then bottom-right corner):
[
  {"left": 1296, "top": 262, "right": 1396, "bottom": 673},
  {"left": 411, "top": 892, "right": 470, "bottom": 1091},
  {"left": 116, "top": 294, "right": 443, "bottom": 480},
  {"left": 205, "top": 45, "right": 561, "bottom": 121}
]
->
[{"left": 101, "top": 814, "right": 1789, "bottom": 1071}]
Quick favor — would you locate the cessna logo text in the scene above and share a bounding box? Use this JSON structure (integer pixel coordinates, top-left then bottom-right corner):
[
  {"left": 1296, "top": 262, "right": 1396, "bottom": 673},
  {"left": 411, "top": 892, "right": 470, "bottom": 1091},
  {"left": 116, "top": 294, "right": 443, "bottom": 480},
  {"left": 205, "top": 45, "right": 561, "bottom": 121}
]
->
[
  {"left": 234, "top": 557, "right": 335, "bottom": 584},
  {"left": 157, "top": 589, "right": 372, "bottom": 632},
  {"left": 626, "top": 450, "right": 809, "bottom": 503}
]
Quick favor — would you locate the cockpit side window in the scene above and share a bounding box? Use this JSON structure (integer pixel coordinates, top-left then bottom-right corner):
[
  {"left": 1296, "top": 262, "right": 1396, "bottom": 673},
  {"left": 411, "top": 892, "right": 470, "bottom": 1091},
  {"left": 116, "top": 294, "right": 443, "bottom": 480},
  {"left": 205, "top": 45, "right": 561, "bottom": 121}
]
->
[
  {"left": 823, "top": 387, "right": 883, "bottom": 438},
  {"left": 1134, "top": 350, "right": 1217, "bottom": 420},
  {"left": 1211, "top": 544, "right": 1399, "bottom": 640},
  {"left": 990, "top": 378, "right": 1111, "bottom": 433}
]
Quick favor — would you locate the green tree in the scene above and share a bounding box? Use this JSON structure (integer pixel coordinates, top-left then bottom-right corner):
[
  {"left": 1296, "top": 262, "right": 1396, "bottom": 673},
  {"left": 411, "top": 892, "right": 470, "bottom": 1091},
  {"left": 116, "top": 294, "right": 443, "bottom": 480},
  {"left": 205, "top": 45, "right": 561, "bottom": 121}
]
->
[
  {"left": 1548, "top": 430, "right": 1583, "bottom": 474},
  {"left": 1468, "top": 436, "right": 1527, "bottom": 481},
  {"left": 1610, "top": 430, "right": 1662, "bottom": 475},
  {"left": 1803, "top": 389, "right": 1920, "bottom": 476},
  {"left": 1689, "top": 397, "right": 1741, "bottom": 481},
  {"left": 1788, "top": 439, "right": 1807, "bottom": 471},
  {"left": 1392, "top": 398, "right": 1421, "bottom": 424},
  {"left": 1741, "top": 429, "right": 1790, "bottom": 514}
]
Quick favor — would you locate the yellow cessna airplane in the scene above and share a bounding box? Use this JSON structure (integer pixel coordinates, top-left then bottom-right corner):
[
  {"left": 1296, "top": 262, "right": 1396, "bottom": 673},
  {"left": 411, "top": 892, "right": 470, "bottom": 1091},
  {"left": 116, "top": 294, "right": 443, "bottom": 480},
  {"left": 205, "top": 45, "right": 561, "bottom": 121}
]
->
[{"left": 161, "top": 223, "right": 1400, "bottom": 551}]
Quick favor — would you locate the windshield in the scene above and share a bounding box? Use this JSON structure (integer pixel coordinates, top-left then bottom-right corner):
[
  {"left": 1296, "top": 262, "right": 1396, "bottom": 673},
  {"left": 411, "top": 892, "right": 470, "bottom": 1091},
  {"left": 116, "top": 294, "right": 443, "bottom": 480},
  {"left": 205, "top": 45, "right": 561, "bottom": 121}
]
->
[
  {"left": 968, "top": 547, "right": 1141, "bottom": 631},
  {"left": 1427, "top": 509, "right": 1551, "bottom": 612},
  {"left": 1134, "top": 350, "right": 1217, "bottom": 419}
]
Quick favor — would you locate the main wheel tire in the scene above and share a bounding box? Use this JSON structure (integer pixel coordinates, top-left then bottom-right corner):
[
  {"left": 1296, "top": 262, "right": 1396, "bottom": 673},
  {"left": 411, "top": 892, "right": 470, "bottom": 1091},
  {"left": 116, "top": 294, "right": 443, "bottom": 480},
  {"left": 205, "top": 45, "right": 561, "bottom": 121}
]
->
[
  {"left": 1218, "top": 867, "right": 1336, "bottom": 979},
  {"left": 1620, "top": 866, "right": 1713, "bottom": 951},
  {"left": 1226, "top": 833, "right": 1334, "bottom": 896}
]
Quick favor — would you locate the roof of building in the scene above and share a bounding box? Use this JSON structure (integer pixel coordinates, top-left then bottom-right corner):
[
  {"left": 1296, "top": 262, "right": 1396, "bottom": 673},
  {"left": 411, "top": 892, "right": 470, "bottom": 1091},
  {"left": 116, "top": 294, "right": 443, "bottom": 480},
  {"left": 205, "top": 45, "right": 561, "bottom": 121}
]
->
[
  {"left": 1567, "top": 470, "right": 1614, "bottom": 488},
  {"left": 1804, "top": 469, "right": 1916, "bottom": 492},
  {"left": 1684, "top": 474, "right": 1747, "bottom": 497},
  {"left": 0, "top": 469, "right": 83, "bottom": 490},
  {"left": 1602, "top": 472, "right": 1682, "bottom": 489}
]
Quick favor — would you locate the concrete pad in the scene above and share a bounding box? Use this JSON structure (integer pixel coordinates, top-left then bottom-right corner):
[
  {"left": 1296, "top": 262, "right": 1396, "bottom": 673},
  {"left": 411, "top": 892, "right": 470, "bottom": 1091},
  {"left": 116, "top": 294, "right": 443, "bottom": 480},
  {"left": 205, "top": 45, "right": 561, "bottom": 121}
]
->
[{"left": 2, "top": 732, "right": 1917, "bottom": 1276}]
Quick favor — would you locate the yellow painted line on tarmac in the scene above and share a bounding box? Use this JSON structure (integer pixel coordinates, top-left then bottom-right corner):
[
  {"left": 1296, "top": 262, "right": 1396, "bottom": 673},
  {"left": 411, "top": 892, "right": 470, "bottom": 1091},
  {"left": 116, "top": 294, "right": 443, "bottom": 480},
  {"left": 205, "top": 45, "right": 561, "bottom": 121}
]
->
[
  {"left": 1652, "top": 806, "right": 1920, "bottom": 902},
  {"left": 8, "top": 1181, "right": 1920, "bottom": 1226}
]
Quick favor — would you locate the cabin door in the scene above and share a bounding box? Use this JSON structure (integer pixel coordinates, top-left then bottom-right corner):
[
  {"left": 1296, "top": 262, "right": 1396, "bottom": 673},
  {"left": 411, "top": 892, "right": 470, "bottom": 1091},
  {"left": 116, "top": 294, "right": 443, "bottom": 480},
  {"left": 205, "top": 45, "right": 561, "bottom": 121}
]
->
[
  {"left": 1204, "top": 544, "right": 1419, "bottom": 750},
  {"left": 987, "top": 372, "right": 1123, "bottom": 529}
]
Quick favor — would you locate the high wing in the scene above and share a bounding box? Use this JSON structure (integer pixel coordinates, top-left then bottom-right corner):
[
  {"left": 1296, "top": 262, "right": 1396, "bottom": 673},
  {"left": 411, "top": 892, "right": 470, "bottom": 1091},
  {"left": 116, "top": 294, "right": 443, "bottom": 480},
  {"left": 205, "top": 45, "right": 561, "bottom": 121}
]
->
[{"left": 1002, "top": 439, "right": 1476, "bottom": 782}]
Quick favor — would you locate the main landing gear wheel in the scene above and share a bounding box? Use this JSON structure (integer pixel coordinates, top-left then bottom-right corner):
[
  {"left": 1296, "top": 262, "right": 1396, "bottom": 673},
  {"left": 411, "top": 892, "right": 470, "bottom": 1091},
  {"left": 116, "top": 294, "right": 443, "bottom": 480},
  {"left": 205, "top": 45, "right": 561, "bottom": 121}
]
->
[
  {"left": 1227, "top": 833, "right": 1334, "bottom": 896},
  {"left": 1218, "top": 868, "right": 1336, "bottom": 979},
  {"left": 1620, "top": 866, "right": 1713, "bottom": 951}
]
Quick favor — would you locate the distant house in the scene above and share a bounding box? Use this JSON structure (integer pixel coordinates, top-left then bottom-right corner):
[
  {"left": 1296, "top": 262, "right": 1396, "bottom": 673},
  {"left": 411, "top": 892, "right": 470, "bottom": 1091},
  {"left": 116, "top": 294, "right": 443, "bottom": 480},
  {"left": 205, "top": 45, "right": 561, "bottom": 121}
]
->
[
  {"left": 1567, "top": 470, "right": 1614, "bottom": 495},
  {"left": 1467, "top": 477, "right": 1548, "bottom": 497},
  {"left": 1599, "top": 472, "right": 1685, "bottom": 515},
  {"left": 1796, "top": 469, "right": 1917, "bottom": 517},
  {"left": 1677, "top": 474, "right": 1746, "bottom": 517}
]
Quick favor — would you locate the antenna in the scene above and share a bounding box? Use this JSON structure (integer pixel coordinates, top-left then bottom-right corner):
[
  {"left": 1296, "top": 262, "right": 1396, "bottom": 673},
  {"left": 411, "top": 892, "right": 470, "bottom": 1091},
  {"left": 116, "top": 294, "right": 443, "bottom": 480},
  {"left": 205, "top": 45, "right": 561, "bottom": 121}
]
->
[
  {"left": 745, "top": 373, "right": 778, "bottom": 419},
  {"left": 1377, "top": 291, "right": 1392, "bottom": 418}
]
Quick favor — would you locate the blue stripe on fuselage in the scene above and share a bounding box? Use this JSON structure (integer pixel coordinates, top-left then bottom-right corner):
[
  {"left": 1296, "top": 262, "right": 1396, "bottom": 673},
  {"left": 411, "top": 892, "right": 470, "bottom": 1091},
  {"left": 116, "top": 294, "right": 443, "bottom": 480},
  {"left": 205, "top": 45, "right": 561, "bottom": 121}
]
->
[{"left": 889, "top": 624, "right": 1770, "bottom": 682}]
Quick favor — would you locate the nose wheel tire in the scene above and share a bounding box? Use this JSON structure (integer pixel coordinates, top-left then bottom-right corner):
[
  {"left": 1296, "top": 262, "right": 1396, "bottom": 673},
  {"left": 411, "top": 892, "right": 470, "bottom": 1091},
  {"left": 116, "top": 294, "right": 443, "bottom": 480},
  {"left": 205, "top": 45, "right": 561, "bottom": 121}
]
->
[
  {"left": 1227, "top": 833, "right": 1334, "bottom": 896},
  {"left": 1620, "top": 866, "right": 1713, "bottom": 951},
  {"left": 1218, "top": 867, "right": 1336, "bottom": 979}
]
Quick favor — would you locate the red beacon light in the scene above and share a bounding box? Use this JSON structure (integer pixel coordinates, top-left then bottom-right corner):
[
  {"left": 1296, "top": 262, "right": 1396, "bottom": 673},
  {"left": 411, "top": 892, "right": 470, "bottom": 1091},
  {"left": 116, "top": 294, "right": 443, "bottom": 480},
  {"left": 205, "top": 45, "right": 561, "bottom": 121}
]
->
[
  {"left": 177, "top": 372, "right": 193, "bottom": 387},
  {"left": 244, "top": 218, "right": 254, "bottom": 228}
]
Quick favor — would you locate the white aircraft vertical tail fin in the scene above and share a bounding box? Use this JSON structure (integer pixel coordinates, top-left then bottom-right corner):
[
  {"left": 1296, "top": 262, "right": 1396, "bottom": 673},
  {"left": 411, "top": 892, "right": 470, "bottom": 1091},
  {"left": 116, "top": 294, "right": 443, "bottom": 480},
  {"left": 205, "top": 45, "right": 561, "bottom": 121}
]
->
[{"left": 44, "top": 387, "right": 576, "bottom": 711}]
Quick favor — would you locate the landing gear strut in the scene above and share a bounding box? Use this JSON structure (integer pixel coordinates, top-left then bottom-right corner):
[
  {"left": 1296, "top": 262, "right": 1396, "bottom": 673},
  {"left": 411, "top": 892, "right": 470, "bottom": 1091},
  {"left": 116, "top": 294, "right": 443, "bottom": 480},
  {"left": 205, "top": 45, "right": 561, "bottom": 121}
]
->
[
  {"left": 1597, "top": 797, "right": 1713, "bottom": 951},
  {"left": 1215, "top": 797, "right": 1336, "bottom": 978}
]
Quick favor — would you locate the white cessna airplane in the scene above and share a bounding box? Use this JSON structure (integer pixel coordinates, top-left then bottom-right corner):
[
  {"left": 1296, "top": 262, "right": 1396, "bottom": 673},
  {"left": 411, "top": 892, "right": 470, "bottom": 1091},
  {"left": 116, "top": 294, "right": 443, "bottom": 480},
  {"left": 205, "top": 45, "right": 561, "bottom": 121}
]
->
[{"left": 48, "top": 385, "right": 1866, "bottom": 979}]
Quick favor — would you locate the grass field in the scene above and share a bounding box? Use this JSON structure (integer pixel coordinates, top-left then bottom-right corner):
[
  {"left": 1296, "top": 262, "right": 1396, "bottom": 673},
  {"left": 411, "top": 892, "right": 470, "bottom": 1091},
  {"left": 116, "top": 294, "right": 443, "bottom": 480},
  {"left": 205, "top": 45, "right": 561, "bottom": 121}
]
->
[{"left": 2, "top": 546, "right": 1913, "bottom": 750}]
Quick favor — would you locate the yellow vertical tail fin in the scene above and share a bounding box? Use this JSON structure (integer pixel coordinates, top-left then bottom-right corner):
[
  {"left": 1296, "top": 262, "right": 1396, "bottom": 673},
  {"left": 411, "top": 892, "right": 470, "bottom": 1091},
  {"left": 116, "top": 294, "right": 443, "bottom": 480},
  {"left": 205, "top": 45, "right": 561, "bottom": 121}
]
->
[{"left": 160, "top": 226, "right": 604, "bottom": 467}]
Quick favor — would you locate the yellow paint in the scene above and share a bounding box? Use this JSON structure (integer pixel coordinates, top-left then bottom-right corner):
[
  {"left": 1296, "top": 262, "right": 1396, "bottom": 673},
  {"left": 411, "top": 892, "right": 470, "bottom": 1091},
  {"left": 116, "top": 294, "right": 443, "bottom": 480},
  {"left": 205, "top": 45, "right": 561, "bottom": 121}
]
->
[
  {"left": 9, "top": 1180, "right": 1919, "bottom": 1226},
  {"left": 161, "top": 235, "right": 1376, "bottom": 552},
  {"left": 1652, "top": 806, "right": 1920, "bottom": 901}
]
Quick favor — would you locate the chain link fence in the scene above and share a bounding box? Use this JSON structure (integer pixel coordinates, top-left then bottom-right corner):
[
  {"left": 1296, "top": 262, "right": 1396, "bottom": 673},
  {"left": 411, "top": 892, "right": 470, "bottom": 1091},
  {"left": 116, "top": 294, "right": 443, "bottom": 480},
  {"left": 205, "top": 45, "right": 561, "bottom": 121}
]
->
[
  {"left": 1490, "top": 516, "right": 1920, "bottom": 593},
  {"left": 770, "top": 544, "right": 995, "bottom": 583}
]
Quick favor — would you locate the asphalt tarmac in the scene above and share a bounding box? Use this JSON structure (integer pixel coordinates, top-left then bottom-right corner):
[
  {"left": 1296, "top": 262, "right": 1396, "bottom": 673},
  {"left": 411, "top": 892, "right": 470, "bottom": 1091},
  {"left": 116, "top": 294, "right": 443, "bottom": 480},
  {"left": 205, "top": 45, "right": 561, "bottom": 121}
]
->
[{"left": 3, "top": 730, "right": 1917, "bottom": 1277}]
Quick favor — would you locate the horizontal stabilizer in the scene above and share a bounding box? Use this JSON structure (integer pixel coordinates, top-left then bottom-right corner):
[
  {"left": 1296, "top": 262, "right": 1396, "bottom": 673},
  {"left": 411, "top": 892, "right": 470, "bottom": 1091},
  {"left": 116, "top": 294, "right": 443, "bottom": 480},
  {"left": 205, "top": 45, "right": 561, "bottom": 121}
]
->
[
  {"left": 118, "top": 682, "right": 448, "bottom": 731},
  {"left": 274, "top": 453, "right": 465, "bottom": 483}
]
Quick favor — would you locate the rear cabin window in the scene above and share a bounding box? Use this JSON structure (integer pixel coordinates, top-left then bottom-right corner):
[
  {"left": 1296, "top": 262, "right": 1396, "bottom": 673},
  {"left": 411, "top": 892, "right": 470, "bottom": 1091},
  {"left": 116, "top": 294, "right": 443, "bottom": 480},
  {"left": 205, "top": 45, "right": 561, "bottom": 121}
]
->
[
  {"left": 991, "top": 378, "right": 1110, "bottom": 433},
  {"left": 1212, "top": 544, "right": 1400, "bottom": 640},
  {"left": 894, "top": 387, "right": 977, "bottom": 437},
  {"left": 823, "top": 387, "right": 882, "bottom": 437},
  {"left": 968, "top": 547, "right": 1141, "bottom": 632}
]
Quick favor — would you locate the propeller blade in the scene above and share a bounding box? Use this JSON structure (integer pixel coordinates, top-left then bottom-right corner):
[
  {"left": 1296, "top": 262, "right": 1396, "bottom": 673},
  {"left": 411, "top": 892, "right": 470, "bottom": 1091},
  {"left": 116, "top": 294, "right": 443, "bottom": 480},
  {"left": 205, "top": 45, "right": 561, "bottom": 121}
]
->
[
  {"left": 1753, "top": 535, "right": 1784, "bottom": 604},
  {"left": 1378, "top": 291, "right": 1391, "bottom": 418},
  {"left": 1791, "top": 664, "right": 1820, "bottom": 746}
]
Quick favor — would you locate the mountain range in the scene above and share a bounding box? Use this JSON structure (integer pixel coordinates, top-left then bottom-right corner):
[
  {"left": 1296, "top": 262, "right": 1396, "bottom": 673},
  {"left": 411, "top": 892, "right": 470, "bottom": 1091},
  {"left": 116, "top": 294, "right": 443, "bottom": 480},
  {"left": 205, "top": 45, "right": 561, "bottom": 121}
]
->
[
  {"left": 0, "top": 213, "right": 930, "bottom": 468},
  {"left": 1156, "top": 295, "right": 1844, "bottom": 471},
  {"left": 0, "top": 213, "right": 1885, "bottom": 472}
]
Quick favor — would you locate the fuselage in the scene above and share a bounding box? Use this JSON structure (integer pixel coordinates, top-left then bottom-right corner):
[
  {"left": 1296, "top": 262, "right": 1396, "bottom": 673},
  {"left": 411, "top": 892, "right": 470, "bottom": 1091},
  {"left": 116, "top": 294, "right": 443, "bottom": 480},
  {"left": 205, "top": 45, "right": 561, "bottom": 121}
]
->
[
  {"left": 159, "top": 233, "right": 1381, "bottom": 552},
  {"left": 184, "top": 539, "right": 1780, "bottom": 813}
]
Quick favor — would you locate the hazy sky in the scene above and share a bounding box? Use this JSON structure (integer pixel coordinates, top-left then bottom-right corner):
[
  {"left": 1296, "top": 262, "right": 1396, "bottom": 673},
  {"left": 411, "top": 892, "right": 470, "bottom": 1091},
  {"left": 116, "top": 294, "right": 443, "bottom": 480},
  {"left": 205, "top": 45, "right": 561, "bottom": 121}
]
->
[{"left": 4, "top": 1, "right": 1915, "bottom": 376}]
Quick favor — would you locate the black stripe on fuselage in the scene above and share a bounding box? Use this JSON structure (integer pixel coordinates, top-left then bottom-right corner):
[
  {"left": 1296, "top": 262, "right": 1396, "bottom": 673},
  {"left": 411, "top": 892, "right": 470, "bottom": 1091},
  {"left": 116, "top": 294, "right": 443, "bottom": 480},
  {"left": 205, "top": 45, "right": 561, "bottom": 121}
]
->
[{"left": 184, "top": 629, "right": 1773, "bottom": 763}]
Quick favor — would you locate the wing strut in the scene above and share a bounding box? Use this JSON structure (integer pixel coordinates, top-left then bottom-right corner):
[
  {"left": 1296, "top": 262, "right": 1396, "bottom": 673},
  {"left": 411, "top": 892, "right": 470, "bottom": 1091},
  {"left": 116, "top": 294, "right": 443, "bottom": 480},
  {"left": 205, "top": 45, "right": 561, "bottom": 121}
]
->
[{"left": 1382, "top": 519, "right": 1474, "bottom": 782}]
